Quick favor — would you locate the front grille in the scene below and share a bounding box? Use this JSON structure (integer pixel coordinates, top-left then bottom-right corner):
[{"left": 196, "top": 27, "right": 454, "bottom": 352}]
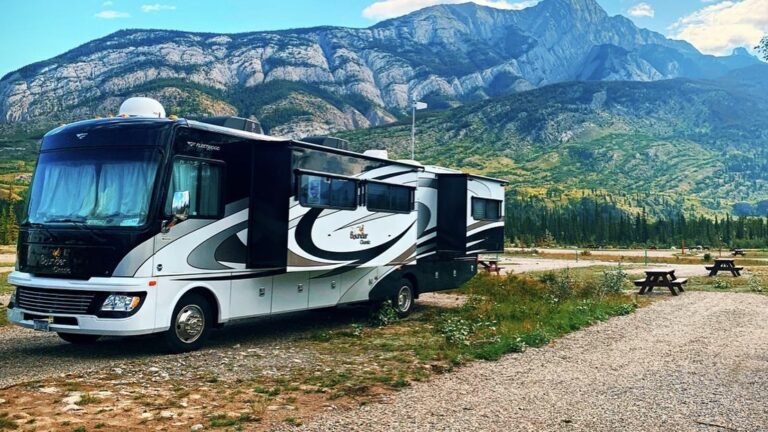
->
[{"left": 16, "top": 286, "right": 99, "bottom": 315}]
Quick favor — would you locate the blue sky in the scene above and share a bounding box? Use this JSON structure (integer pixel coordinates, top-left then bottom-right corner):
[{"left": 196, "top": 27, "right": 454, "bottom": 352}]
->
[{"left": 1, "top": 0, "right": 766, "bottom": 78}]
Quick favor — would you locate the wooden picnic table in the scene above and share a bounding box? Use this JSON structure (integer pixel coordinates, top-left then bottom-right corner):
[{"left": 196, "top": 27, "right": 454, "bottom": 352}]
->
[
  {"left": 633, "top": 269, "right": 687, "bottom": 296},
  {"left": 731, "top": 248, "right": 746, "bottom": 256},
  {"left": 706, "top": 258, "right": 743, "bottom": 277},
  {"left": 478, "top": 260, "right": 504, "bottom": 275}
]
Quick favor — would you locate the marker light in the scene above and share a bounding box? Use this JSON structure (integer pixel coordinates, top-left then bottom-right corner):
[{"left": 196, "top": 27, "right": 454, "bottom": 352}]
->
[{"left": 101, "top": 294, "right": 142, "bottom": 312}]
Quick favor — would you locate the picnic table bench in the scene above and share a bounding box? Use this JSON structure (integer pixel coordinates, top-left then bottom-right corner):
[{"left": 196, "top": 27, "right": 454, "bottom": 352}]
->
[
  {"left": 478, "top": 260, "right": 504, "bottom": 275},
  {"left": 731, "top": 248, "right": 746, "bottom": 256},
  {"left": 633, "top": 269, "right": 687, "bottom": 296},
  {"left": 706, "top": 258, "right": 743, "bottom": 277}
]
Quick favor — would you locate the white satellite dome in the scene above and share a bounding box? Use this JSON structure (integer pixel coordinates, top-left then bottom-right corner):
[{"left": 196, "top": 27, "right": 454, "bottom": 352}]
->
[{"left": 118, "top": 97, "right": 166, "bottom": 118}]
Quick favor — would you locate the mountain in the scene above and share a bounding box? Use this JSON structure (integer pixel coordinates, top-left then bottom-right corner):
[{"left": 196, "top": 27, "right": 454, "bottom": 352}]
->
[
  {"left": 335, "top": 63, "right": 768, "bottom": 217},
  {"left": 0, "top": 0, "right": 761, "bottom": 137}
]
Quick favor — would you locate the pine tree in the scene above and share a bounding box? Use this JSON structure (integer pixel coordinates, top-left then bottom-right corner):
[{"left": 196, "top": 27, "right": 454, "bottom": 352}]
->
[
  {"left": 6, "top": 184, "right": 18, "bottom": 245},
  {"left": 0, "top": 207, "right": 8, "bottom": 245}
]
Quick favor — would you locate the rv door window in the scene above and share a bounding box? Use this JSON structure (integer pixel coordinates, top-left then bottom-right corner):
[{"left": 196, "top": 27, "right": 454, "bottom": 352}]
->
[
  {"left": 471, "top": 197, "right": 502, "bottom": 221},
  {"left": 166, "top": 158, "right": 223, "bottom": 218},
  {"left": 298, "top": 174, "right": 357, "bottom": 210},
  {"left": 365, "top": 182, "right": 414, "bottom": 214}
]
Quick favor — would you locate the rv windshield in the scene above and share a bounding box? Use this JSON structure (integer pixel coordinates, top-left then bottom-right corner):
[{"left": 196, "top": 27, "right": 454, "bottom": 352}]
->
[{"left": 27, "top": 148, "right": 161, "bottom": 227}]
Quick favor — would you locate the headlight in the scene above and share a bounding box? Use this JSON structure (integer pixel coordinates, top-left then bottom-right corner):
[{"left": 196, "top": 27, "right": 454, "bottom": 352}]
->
[{"left": 101, "top": 294, "right": 141, "bottom": 312}]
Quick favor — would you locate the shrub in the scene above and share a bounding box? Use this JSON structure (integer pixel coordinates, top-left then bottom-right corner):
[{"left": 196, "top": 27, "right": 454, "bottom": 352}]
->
[
  {"left": 370, "top": 302, "right": 399, "bottom": 327},
  {"left": 545, "top": 269, "right": 577, "bottom": 303},
  {"left": 580, "top": 250, "right": 592, "bottom": 257},
  {"left": 712, "top": 278, "right": 732, "bottom": 290},
  {"left": 438, "top": 316, "right": 474, "bottom": 346},
  {"left": 703, "top": 253, "right": 712, "bottom": 262},
  {"left": 597, "top": 266, "right": 629, "bottom": 296},
  {"left": 747, "top": 275, "right": 763, "bottom": 293}
]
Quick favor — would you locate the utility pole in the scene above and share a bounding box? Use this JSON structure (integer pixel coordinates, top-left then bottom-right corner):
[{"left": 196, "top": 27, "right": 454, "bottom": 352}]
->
[{"left": 410, "top": 100, "right": 427, "bottom": 160}]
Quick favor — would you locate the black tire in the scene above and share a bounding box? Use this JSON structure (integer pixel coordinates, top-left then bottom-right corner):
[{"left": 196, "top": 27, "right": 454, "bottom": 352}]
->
[
  {"left": 164, "top": 293, "right": 212, "bottom": 353},
  {"left": 57, "top": 332, "right": 101, "bottom": 345},
  {"left": 391, "top": 279, "right": 415, "bottom": 318}
]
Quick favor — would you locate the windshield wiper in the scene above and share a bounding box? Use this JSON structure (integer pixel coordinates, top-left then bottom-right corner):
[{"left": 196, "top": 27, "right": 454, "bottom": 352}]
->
[
  {"left": 43, "top": 218, "right": 108, "bottom": 243},
  {"left": 44, "top": 218, "right": 87, "bottom": 223}
]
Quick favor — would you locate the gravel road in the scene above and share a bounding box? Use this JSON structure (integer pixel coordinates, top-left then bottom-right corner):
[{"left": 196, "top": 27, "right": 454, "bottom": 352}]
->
[
  {"left": 287, "top": 292, "right": 768, "bottom": 432},
  {"left": 0, "top": 306, "right": 374, "bottom": 389}
]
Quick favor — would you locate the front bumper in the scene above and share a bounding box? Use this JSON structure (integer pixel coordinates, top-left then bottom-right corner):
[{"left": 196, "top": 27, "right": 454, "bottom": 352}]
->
[{"left": 6, "top": 272, "right": 166, "bottom": 336}]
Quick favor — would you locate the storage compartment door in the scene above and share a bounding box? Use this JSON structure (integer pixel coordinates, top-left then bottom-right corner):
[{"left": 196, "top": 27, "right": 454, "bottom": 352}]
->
[
  {"left": 230, "top": 276, "right": 273, "bottom": 319},
  {"left": 436, "top": 174, "right": 468, "bottom": 254},
  {"left": 308, "top": 270, "right": 342, "bottom": 308},
  {"left": 271, "top": 272, "right": 309, "bottom": 313}
]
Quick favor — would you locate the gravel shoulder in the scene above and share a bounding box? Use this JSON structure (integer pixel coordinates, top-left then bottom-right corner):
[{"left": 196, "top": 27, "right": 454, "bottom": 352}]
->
[{"left": 289, "top": 292, "right": 768, "bottom": 432}]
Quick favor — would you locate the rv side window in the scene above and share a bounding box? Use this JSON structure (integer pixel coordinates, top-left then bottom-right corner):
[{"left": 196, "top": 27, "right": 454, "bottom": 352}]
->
[
  {"left": 471, "top": 197, "right": 502, "bottom": 221},
  {"left": 166, "top": 158, "right": 224, "bottom": 218},
  {"left": 366, "top": 182, "right": 414, "bottom": 213},
  {"left": 298, "top": 174, "right": 357, "bottom": 210}
]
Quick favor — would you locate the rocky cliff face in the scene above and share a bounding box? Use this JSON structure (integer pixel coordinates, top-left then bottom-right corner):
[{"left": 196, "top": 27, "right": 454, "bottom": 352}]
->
[{"left": 0, "top": 0, "right": 760, "bottom": 137}]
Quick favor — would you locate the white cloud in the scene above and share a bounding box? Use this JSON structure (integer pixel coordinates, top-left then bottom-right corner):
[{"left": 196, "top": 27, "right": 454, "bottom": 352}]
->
[
  {"left": 669, "top": 0, "right": 768, "bottom": 55},
  {"left": 141, "top": 3, "right": 176, "bottom": 13},
  {"left": 95, "top": 10, "right": 130, "bottom": 19},
  {"left": 362, "top": 0, "right": 539, "bottom": 21},
  {"left": 627, "top": 2, "right": 654, "bottom": 18}
]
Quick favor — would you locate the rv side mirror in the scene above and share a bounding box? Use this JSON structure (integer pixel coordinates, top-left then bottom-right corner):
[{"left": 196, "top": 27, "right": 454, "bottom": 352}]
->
[{"left": 171, "top": 190, "right": 190, "bottom": 222}]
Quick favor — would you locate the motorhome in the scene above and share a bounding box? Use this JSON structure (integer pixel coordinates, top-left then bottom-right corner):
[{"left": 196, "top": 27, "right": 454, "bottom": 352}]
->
[{"left": 5, "top": 98, "right": 506, "bottom": 352}]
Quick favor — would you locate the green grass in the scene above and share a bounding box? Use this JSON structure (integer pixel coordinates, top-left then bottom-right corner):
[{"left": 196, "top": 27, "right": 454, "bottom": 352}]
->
[
  {"left": 0, "top": 272, "right": 13, "bottom": 295},
  {"left": 0, "top": 305, "right": 8, "bottom": 327},
  {"left": 420, "top": 272, "right": 636, "bottom": 362},
  {"left": 0, "top": 412, "right": 16, "bottom": 430},
  {"left": 209, "top": 413, "right": 259, "bottom": 428},
  {"left": 291, "top": 269, "right": 638, "bottom": 402}
]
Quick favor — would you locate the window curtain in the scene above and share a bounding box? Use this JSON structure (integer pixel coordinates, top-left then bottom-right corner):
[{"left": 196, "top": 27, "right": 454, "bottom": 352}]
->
[
  {"left": 199, "top": 164, "right": 221, "bottom": 216},
  {"left": 167, "top": 161, "right": 199, "bottom": 215},
  {"left": 95, "top": 162, "right": 155, "bottom": 220},
  {"left": 30, "top": 163, "right": 97, "bottom": 221}
]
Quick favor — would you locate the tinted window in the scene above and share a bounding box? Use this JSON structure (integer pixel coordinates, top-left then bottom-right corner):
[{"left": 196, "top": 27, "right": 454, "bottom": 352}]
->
[
  {"left": 27, "top": 148, "right": 161, "bottom": 227},
  {"left": 166, "top": 158, "right": 223, "bottom": 218},
  {"left": 472, "top": 198, "right": 502, "bottom": 221},
  {"left": 298, "top": 174, "right": 357, "bottom": 210},
  {"left": 366, "top": 182, "right": 413, "bottom": 213}
]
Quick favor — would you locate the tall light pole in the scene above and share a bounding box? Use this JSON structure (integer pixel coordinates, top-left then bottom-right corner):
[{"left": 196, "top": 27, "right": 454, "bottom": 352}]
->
[{"left": 411, "top": 100, "right": 427, "bottom": 160}]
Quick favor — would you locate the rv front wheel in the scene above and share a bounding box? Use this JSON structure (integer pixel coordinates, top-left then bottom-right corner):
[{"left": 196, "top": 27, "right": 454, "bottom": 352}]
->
[
  {"left": 164, "top": 293, "right": 212, "bottom": 353},
  {"left": 57, "top": 332, "right": 101, "bottom": 345},
  {"left": 392, "top": 280, "right": 415, "bottom": 317}
]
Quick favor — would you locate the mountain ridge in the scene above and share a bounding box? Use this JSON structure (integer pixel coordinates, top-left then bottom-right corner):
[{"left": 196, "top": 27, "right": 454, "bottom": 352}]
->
[
  {"left": 0, "top": 0, "right": 761, "bottom": 137},
  {"left": 333, "top": 63, "right": 768, "bottom": 216}
]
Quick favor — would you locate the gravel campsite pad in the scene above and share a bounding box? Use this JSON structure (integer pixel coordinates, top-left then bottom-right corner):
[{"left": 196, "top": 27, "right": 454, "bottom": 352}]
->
[
  {"left": 1, "top": 291, "right": 767, "bottom": 431},
  {"left": 285, "top": 292, "right": 768, "bottom": 432}
]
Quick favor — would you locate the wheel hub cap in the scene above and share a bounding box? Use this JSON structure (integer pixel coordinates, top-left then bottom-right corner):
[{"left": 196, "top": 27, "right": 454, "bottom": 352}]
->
[
  {"left": 397, "top": 286, "right": 412, "bottom": 312},
  {"left": 175, "top": 305, "right": 205, "bottom": 343}
]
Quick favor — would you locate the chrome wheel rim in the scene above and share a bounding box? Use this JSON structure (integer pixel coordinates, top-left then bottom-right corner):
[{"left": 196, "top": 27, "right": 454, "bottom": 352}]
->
[
  {"left": 175, "top": 305, "right": 205, "bottom": 343},
  {"left": 397, "top": 285, "right": 412, "bottom": 312}
]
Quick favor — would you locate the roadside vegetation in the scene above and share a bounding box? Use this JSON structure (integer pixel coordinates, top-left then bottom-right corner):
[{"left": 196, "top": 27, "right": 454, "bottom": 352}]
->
[
  {"left": 0, "top": 269, "right": 639, "bottom": 430},
  {"left": 0, "top": 271, "right": 13, "bottom": 327}
]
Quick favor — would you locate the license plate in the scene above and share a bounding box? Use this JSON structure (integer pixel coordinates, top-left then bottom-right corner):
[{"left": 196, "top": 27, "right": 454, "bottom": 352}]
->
[
  {"left": 33, "top": 318, "right": 51, "bottom": 332},
  {"left": 7, "top": 308, "right": 23, "bottom": 323}
]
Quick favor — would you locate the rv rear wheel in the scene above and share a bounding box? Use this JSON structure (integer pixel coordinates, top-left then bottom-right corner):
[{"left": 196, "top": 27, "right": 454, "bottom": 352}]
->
[
  {"left": 391, "top": 280, "right": 415, "bottom": 317},
  {"left": 57, "top": 333, "right": 101, "bottom": 345},
  {"left": 164, "top": 293, "right": 212, "bottom": 353}
]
